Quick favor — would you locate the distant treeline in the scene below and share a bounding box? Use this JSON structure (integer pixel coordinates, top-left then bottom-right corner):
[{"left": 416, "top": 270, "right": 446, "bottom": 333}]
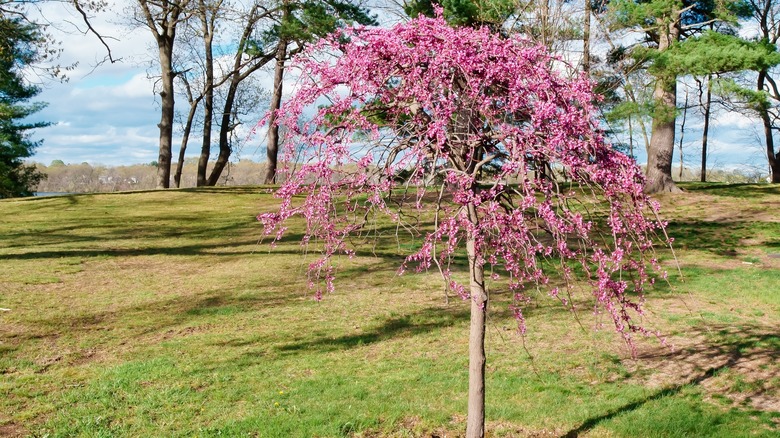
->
[
  {"left": 30, "top": 160, "right": 768, "bottom": 194},
  {"left": 33, "top": 160, "right": 271, "bottom": 193}
]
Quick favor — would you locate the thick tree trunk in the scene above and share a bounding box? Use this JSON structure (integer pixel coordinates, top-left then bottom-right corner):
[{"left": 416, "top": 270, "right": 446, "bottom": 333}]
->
[
  {"left": 465, "top": 203, "right": 487, "bottom": 438},
  {"left": 156, "top": 43, "right": 175, "bottom": 189},
  {"left": 760, "top": 107, "right": 780, "bottom": 183},
  {"left": 758, "top": 70, "right": 780, "bottom": 183},
  {"left": 206, "top": 82, "right": 237, "bottom": 186},
  {"left": 645, "top": 22, "right": 681, "bottom": 194},
  {"left": 700, "top": 76, "right": 711, "bottom": 182},
  {"left": 264, "top": 37, "right": 288, "bottom": 185}
]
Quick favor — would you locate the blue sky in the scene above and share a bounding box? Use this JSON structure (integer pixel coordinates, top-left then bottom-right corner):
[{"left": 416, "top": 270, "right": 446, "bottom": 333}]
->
[{"left": 27, "top": 2, "right": 774, "bottom": 176}]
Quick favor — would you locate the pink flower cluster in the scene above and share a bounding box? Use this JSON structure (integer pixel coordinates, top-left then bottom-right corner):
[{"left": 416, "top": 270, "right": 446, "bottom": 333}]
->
[{"left": 258, "top": 13, "right": 667, "bottom": 350}]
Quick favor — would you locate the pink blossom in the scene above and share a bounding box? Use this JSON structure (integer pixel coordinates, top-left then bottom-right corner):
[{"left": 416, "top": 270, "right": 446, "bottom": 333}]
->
[{"left": 258, "top": 13, "right": 668, "bottom": 349}]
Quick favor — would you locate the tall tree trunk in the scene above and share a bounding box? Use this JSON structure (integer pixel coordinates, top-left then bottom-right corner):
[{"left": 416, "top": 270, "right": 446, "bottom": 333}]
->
[
  {"left": 645, "top": 21, "right": 681, "bottom": 194},
  {"left": 174, "top": 99, "right": 200, "bottom": 188},
  {"left": 465, "top": 202, "right": 487, "bottom": 438},
  {"left": 758, "top": 70, "right": 780, "bottom": 183},
  {"left": 156, "top": 42, "right": 175, "bottom": 189},
  {"left": 700, "top": 75, "right": 712, "bottom": 182},
  {"left": 206, "top": 81, "right": 238, "bottom": 186},
  {"left": 678, "top": 90, "right": 688, "bottom": 180},
  {"left": 540, "top": 0, "right": 550, "bottom": 48},
  {"left": 583, "top": 0, "right": 590, "bottom": 74},
  {"left": 760, "top": 105, "right": 780, "bottom": 182},
  {"left": 197, "top": 9, "right": 216, "bottom": 187},
  {"left": 264, "top": 36, "right": 289, "bottom": 185}
]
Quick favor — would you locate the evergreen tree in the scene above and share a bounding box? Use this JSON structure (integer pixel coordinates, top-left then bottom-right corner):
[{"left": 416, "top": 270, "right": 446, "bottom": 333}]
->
[
  {"left": 0, "top": 16, "right": 48, "bottom": 198},
  {"left": 602, "top": 0, "right": 757, "bottom": 193}
]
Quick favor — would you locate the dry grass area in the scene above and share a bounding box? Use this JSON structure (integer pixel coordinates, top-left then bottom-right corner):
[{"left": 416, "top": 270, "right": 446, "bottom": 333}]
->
[{"left": 0, "top": 183, "right": 778, "bottom": 437}]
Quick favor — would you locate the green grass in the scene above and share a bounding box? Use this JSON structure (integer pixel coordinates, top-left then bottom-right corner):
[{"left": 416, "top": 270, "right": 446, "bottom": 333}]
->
[{"left": 1, "top": 184, "right": 779, "bottom": 437}]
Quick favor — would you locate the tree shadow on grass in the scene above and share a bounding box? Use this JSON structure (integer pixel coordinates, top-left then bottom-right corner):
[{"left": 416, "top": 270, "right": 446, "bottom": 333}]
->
[
  {"left": 680, "top": 183, "right": 780, "bottom": 199},
  {"left": 562, "top": 323, "right": 780, "bottom": 437},
  {"left": 666, "top": 220, "right": 780, "bottom": 254},
  {"left": 273, "top": 306, "right": 470, "bottom": 355}
]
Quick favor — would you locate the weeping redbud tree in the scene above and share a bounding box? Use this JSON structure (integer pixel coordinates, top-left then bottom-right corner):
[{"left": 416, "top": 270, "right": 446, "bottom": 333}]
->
[{"left": 259, "top": 13, "right": 666, "bottom": 437}]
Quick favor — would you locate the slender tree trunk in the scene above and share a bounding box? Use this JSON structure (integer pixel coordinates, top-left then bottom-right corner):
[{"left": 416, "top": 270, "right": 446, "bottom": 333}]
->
[
  {"left": 758, "top": 70, "right": 780, "bottom": 183},
  {"left": 156, "top": 42, "right": 175, "bottom": 189},
  {"left": 700, "top": 75, "right": 712, "bottom": 182},
  {"left": 678, "top": 91, "right": 687, "bottom": 180},
  {"left": 264, "top": 36, "right": 289, "bottom": 185},
  {"left": 465, "top": 202, "right": 487, "bottom": 438},
  {"left": 540, "top": 0, "right": 550, "bottom": 48},
  {"left": 197, "top": 10, "right": 216, "bottom": 187},
  {"left": 645, "top": 21, "right": 681, "bottom": 194},
  {"left": 174, "top": 99, "right": 200, "bottom": 188},
  {"left": 583, "top": 0, "right": 590, "bottom": 74}
]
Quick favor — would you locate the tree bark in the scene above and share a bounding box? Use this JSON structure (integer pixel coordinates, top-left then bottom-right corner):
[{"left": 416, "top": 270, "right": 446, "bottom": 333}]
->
[
  {"left": 465, "top": 202, "right": 487, "bottom": 438},
  {"left": 196, "top": 4, "right": 216, "bottom": 187},
  {"left": 758, "top": 70, "right": 780, "bottom": 183},
  {"left": 700, "top": 75, "right": 712, "bottom": 182},
  {"left": 264, "top": 36, "right": 289, "bottom": 185},
  {"left": 759, "top": 103, "right": 780, "bottom": 182},
  {"left": 156, "top": 42, "right": 175, "bottom": 189},
  {"left": 205, "top": 6, "right": 276, "bottom": 186},
  {"left": 174, "top": 96, "right": 199, "bottom": 188},
  {"left": 645, "top": 21, "right": 682, "bottom": 194},
  {"left": 583, "top": 0, "right": 590, "bottom": 74},
  {"left": 206, "top": 81, "right": 237, "bottom": 186},
  {"left": 678, "top": 91, "right": 687, "bottom": 180},
  {"left": 137, "top": 0, "right": 190, "bottom": 189}
]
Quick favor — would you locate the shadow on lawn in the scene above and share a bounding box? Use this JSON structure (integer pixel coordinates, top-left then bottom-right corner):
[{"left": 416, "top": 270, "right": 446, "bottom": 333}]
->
[
  {"left": 562, "top": 324, "right": 780, "bottom": 437},
  {"left": 680, "top": 183, "right": 780, "bottom": 199},
  {"left": 666, "top": 220, "right": 780, "bottom": 254},
  {"left": 275, "top": 306, "right": 470, "bottom": 354}
]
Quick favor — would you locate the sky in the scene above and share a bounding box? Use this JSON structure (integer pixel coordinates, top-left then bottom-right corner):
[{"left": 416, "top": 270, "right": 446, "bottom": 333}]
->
[{"left": 25, "top": 1, "right": 774, "bottom": 176}]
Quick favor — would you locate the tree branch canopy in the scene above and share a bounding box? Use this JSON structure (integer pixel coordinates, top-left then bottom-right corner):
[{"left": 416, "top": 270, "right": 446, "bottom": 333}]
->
[{"left": 260, "top": 12, "right": 668, "bottom": 347}]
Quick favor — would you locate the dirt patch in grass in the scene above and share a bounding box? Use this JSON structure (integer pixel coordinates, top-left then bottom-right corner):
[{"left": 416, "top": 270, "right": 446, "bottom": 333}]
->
[
  {"left": 629, "top": 324, "right": 780, "bottom": 413},
  {"left": 0, "top": 422, "right": 27, "bottom": 438}
]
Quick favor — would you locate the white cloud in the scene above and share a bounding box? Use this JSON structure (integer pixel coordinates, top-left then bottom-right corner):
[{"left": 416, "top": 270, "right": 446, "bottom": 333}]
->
[{"left": 25, "top": 1, "right": 774, "bottom": 171}]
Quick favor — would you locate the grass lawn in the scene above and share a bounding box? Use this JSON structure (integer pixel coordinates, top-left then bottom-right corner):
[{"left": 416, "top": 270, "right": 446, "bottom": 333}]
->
[{"left": 1, "top": 183, "right": 779, "bottom": 437}]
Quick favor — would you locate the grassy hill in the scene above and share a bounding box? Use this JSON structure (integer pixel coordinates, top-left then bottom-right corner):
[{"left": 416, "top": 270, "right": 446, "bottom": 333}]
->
[{"left": 1, "top": 184, "right": 779, "bottom": 437}]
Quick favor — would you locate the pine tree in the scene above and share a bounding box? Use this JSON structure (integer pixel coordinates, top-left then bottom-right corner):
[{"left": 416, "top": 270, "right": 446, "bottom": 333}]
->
[
  {"left": 0, "top": 17, "right": 48, "bottom": 198},
  {"left": 604, "top": 0, "right": 753, "bottom": 193}
]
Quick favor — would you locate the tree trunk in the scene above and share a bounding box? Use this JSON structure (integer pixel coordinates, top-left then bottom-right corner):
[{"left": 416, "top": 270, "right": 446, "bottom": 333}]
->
[
  {"left": 758, "top": 70, "right": 780, "bottom": 183},
  {"left": 700, "top": 76, "right": 711, "bottom": 182},
  {"left": 197, "top": 12, "right": 216, "bottom": 187},
  {"left": 206, "top": 80, "right": 238, "bottom": 186},
  {"left": 156, "top": 41, "right": 175, "bottom": 189},
  {"left": 465, "top": 202, "right": 487, "bottom": 438},
  {"left": 760, "top": 106, "right": 780, "bottom": 183},
  {"left": 645, "top": 21, "right": 681, "bottom": 194},
  {"left": 678, "top": 91, "right": 687, "bottom": 180},
  {"left": 583, "top": 0, "right": 590, "bottom": 74},
  {"left": 264, "top": 37, "right": 289, "bottom": 185},
  {"left": 174, "top": 100, "right": 199, "bottom": 188}
]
